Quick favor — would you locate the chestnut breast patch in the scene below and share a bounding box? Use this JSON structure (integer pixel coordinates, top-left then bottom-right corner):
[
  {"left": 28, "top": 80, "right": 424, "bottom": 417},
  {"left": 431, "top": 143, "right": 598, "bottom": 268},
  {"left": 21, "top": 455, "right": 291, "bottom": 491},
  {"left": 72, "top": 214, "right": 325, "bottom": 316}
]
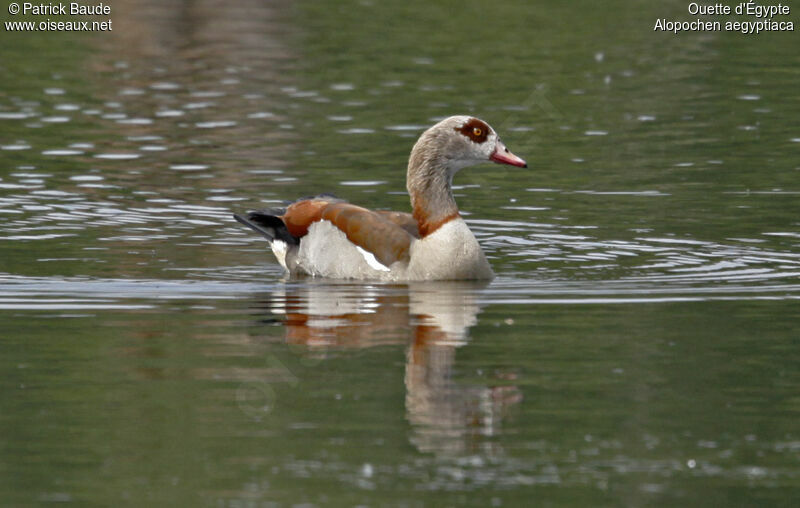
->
[{"left": 455, "top": 118, "right": 490, "bottom": 144}]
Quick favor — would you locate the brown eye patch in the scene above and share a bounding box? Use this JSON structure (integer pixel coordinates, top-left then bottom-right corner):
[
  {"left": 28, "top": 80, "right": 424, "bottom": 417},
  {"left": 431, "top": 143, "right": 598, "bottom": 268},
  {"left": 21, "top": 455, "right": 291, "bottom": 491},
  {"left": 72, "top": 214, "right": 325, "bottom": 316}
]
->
[{"left": 455, "top": 118, "right": 490, "bottom": 144}]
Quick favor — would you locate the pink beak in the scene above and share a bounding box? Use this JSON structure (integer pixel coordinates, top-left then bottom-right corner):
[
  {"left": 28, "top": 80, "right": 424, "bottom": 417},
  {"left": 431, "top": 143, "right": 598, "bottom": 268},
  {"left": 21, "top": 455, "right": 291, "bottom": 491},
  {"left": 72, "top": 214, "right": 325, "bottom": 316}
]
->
[{"left": 489, "top": 139, "right": 527, "bottom": 168}]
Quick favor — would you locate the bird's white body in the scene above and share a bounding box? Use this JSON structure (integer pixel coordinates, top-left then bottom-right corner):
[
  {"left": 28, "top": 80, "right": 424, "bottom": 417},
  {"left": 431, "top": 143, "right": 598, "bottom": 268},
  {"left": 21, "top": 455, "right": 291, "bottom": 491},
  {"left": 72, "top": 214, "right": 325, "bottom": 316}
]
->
[{"left": 284, "top": 217, "right": 493, "bottom": 281}]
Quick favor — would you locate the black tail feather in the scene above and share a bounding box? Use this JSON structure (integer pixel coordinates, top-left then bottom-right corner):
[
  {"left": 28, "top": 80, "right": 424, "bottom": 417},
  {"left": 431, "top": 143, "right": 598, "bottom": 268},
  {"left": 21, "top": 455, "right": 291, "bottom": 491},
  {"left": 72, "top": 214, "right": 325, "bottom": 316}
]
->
[
  {"left": 234, "top": 195, "right": 343, "bottom": 245},
  {"left": 233, "top": 212, "right": 299, "bottom": 245}
]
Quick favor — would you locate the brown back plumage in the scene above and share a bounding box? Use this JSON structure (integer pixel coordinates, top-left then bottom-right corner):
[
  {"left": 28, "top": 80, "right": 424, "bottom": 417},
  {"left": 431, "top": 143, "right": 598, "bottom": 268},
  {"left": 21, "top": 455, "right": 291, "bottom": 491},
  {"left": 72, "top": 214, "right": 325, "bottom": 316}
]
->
[{"left": 281, "top": 198, "right": 416, "bottom": 267}]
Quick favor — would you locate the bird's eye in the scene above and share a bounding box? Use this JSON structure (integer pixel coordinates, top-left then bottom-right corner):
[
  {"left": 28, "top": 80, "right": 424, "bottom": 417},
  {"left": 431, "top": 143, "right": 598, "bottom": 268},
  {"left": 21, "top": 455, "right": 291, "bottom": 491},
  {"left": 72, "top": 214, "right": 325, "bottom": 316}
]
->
[{"left": 473, "top": 127, "right": 482, "bottom": 137}]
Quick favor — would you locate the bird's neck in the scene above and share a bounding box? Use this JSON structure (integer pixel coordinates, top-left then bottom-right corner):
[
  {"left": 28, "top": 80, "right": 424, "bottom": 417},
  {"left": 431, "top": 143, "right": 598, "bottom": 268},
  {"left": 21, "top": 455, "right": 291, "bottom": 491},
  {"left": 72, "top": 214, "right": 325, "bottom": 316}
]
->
[{"left": 407, "top": 144, "right": 460, "bottom": 237}]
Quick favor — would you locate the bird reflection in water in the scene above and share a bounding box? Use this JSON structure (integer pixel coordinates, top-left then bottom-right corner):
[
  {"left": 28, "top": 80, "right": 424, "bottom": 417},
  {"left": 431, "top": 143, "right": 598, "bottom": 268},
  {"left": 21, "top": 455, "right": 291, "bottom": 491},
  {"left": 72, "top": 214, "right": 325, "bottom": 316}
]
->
[{"left": 257, "top": 280, "right": 522, "bottom": 455}]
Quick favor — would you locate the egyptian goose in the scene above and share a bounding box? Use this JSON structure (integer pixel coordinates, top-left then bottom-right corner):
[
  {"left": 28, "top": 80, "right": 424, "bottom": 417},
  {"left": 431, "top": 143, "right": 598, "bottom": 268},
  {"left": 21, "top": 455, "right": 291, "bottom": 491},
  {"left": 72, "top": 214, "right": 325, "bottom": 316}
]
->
[{"left": 234, "top": 115, "right": 527, "bottom": 280}]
